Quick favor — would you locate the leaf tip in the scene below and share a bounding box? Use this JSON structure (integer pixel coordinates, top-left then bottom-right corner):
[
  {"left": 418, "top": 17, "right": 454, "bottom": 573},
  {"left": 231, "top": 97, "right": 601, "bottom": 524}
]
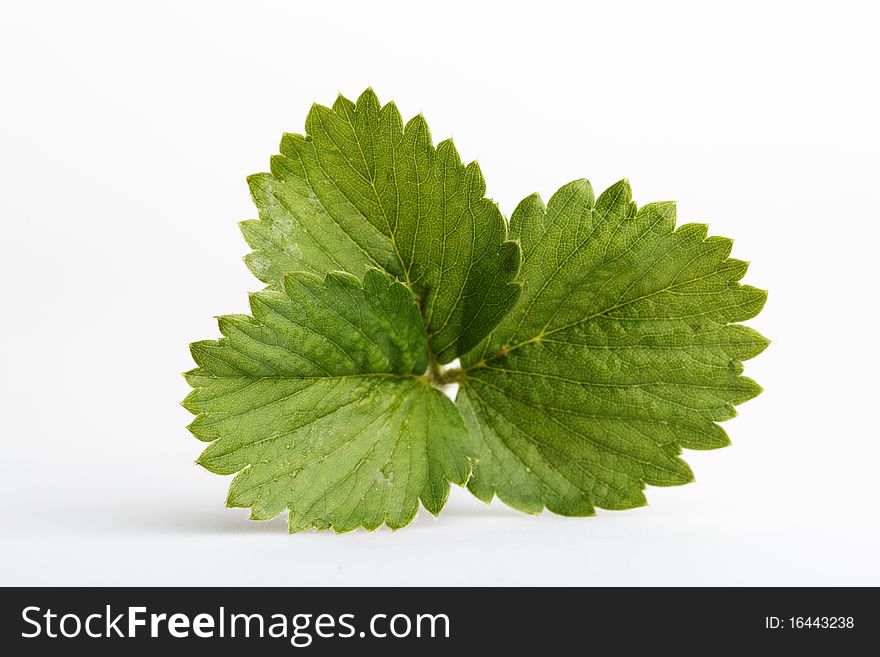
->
[{"left": 356, "top": 86, "right": 380, "bottom": 106}]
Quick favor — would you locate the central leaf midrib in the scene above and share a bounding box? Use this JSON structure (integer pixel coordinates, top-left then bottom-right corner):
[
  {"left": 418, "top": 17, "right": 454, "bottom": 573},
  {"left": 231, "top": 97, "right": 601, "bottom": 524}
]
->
[{"left": 460, "top": 261, "right": 741, "bottom": 377}]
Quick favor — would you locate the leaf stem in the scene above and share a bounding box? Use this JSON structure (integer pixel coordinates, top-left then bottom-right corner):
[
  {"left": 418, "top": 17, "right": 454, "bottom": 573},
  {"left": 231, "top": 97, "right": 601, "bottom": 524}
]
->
[{"left": 425, "top": 354, "right": 466, "bottom": 387}]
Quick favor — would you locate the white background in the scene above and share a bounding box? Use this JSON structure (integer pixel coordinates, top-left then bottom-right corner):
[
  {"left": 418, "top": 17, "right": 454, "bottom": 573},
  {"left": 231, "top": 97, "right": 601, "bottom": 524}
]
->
[{"left": 2, "top": 0, "right": 878, "bottom": 586}]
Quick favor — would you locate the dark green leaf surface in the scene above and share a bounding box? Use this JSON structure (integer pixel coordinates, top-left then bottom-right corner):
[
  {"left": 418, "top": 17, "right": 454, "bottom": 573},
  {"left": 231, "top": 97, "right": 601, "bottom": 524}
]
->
[
  {"left": 242, "top": 89, "right": 521, "bottom": 363},
  {"left": 183, "top": 269, "right": 472, "bottom": 532},
  {"left": 457, "top": 179, "right": 768, "bottom": 515}
]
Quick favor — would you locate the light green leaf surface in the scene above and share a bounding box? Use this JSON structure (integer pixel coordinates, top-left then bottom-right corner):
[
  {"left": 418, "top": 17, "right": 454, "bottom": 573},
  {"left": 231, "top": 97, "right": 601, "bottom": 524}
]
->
[
  {"left": 242, "top": 88, "right": 521, "bottom": 363},
  {"left": 183, "top": 268, "right": 472, "bottom": 532},
  {"left": 457, "top": 179, "right": 768, "bottom": 515}
]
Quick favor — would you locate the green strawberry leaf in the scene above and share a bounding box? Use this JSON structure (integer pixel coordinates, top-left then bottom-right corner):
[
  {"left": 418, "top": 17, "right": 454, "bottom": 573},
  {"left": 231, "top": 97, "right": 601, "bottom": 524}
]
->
[
  {"left": 183, "top": 268, "right": 473, "bottom": 532},
  {"left": 456, "top": 179, "right": 768, "bottom": 515},
  {"left": 241, "top": 88, "right": 521, "bottom": 363},
  {"left": 186, "top": 90, "right": 768, "bottom": 531}
]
